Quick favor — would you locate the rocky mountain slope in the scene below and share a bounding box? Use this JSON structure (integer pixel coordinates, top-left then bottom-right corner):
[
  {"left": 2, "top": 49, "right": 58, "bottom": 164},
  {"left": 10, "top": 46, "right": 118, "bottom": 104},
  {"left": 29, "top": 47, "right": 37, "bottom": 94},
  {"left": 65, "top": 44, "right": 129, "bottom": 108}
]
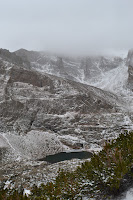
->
[
  {"left": 15, "top": 49, "right": 124, "bottom": 83},
  {"left": 0, "top": 48, "right": 133, "bottom": 190},
  {"left": 0, "top": 49, "right": 124, "bottom": 160}
]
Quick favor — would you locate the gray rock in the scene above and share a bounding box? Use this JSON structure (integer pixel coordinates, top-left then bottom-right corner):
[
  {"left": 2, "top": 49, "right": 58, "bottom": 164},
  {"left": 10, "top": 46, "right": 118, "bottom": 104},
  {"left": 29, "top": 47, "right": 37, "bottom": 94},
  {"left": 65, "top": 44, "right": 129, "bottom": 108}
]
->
[{"left": 126, "top": 49, "right": 133, "bottom": 90}]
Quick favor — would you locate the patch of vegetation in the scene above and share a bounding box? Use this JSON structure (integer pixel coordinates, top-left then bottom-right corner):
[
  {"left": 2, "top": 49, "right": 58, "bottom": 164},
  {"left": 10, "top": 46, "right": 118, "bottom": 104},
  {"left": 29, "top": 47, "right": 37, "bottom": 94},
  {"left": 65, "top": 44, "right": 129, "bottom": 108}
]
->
[
  {"left": 0, "top": 131, "right": 133, "bottom": 199},
  {"left": 0, "top": 188, "right": 28, "bottom": 200}
]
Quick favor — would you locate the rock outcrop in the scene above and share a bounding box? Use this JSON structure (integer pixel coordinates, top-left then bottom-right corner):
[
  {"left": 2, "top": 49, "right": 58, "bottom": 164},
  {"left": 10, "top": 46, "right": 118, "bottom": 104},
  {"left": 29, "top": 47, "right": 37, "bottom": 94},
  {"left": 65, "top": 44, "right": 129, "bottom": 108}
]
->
[{"left": 127, "top": 49, "right": 133, "bottom": 90}]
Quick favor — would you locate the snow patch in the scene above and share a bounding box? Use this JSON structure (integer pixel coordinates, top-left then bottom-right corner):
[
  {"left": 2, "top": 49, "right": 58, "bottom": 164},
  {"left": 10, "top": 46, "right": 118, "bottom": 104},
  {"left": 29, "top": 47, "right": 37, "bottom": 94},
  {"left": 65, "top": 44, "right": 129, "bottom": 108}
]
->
[
  {"left": 89, "top": 143, "right": 103, "bottom": 153},
  {"left": 23, "top": 189, "right": 31, "bottom": 196},
  {"left": 121, "top": 188, "right": 133, "bottom": 200},
  {"left": 88, "top": 63, "right": 128, "bottom": 95},
  {"left": 1, "top": 131, "right": 65, "bottom": 160}
]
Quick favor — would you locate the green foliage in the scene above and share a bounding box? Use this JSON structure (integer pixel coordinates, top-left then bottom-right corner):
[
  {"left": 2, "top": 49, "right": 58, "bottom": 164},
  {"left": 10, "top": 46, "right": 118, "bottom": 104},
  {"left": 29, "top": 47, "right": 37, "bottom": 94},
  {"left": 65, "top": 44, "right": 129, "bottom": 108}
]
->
[
  {"left": 0, "top": 188, "right": 28, "bottom": 200},
  {"left": 1, "top": 131, "right": 133, "bottom": 199}
]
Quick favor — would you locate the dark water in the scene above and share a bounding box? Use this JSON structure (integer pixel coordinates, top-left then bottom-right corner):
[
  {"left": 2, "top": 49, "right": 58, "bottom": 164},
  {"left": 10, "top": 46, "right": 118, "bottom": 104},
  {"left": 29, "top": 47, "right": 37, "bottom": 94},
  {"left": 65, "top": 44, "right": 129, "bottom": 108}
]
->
[{"left": 39, "top": 151, "right": 93, "bottom": 163}]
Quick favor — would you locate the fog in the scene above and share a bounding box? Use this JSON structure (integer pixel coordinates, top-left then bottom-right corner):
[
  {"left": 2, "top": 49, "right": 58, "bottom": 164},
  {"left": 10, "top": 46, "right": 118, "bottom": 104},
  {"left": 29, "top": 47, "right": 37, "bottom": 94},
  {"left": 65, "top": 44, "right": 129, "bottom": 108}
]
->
[{"left": 0, "top": 0, "right": 133, "bottom": 55}]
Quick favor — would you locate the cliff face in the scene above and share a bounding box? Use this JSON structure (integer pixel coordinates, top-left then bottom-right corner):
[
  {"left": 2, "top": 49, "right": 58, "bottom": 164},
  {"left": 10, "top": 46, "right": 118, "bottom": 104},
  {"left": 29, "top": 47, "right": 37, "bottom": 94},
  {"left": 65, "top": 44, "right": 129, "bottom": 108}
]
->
[
  {"left": 128, "top": 66, "right": 133, "bottom": 90},
  {"left": 127, "top": 49, "right": 133, "bottom": 90},
  {"left": 127, "top": 49, "right": 133, "bottom": 67},
  {"left": 15, "top": 49, "right": 124, "bottom": 83}
]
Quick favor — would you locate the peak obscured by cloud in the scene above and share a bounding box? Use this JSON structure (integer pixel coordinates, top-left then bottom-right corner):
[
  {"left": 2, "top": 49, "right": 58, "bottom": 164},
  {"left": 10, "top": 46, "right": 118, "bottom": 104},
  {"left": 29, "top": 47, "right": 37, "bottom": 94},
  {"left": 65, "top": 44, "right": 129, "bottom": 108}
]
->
[{"left": 0, "top": 0, "right": 133, "bottom": 55}]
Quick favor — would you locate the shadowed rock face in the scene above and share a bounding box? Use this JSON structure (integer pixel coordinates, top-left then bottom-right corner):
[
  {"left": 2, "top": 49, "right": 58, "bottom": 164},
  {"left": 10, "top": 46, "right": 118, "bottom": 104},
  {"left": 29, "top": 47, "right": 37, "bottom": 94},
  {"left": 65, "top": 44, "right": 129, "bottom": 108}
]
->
[
  {"left": 127, "top": 66, "right": 133, "bottom": 90},
  {"left": 127, "top": 50, "right": 133, "bottom": 90},
  {"left": 15, "top": 48, "right": 41, "bottom": 63},
  {"left": 127, "top": 49, "right": 133, "bottom": 67},
  {"left": 0, "top": 48, "right": 30, "bottom": 68},
  {"left": 8, "top": 67, "right": 54, "bottom": 88}
]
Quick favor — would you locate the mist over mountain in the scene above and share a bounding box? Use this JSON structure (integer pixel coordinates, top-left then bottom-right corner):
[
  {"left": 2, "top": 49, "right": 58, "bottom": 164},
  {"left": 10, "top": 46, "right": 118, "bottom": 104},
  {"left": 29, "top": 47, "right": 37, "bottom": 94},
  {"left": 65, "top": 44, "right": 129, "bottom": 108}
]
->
[{"left": 1, "top": 0, "right": 133, "bottom": 54}]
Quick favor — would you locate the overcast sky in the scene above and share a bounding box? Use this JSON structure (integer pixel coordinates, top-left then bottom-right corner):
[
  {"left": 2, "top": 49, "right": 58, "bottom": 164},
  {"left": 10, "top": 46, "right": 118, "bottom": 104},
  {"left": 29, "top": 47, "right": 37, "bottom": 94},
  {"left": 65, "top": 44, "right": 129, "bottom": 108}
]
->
[{"left": 0, "top": 0, "right": 133, "bottom": 55}]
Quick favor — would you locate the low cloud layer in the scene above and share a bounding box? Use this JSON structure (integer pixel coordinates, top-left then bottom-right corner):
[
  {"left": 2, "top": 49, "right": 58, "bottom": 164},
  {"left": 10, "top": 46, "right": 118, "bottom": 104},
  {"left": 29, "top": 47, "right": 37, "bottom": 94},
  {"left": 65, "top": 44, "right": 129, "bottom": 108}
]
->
[{"left": 0, "top": 0, "right": 133, "bottom": 55}]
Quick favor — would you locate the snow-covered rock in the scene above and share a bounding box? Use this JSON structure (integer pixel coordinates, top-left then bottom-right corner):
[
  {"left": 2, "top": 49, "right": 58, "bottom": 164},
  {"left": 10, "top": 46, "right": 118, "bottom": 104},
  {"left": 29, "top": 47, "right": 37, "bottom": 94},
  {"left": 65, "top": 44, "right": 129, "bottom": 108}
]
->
[{"left": 15, "top": 49, "right": 124, "bottom": 84}]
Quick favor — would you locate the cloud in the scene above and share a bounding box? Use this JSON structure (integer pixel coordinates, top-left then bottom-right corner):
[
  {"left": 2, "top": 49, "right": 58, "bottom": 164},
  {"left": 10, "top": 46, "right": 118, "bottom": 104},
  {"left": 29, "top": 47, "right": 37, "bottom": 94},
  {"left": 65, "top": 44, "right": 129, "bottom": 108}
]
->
[{"left": 0, "top": 0, "right": 133, "bottom": 55}]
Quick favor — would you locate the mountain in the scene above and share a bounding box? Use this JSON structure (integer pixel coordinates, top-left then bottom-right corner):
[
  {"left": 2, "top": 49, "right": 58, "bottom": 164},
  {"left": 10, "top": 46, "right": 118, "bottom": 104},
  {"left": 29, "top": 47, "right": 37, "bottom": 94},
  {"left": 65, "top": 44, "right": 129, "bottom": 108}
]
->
[
  {"left": 0, "top": 48, "right": 133, "bottom": 191},
  {"left": 15, "top": 49, "right": 124, "bottom": 83}
]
